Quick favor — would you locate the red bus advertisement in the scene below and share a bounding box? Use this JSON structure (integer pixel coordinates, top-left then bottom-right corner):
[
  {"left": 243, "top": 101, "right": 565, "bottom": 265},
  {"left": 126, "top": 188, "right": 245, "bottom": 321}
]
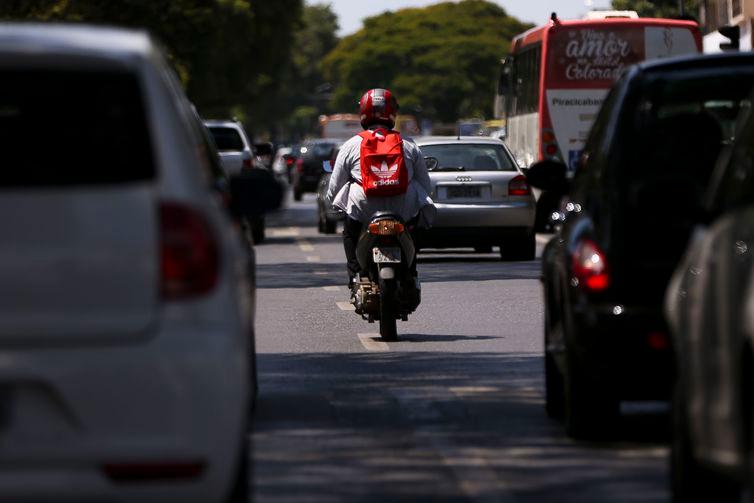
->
[{"left": 496, "top": 12, "right": 702, "bottom": 173}]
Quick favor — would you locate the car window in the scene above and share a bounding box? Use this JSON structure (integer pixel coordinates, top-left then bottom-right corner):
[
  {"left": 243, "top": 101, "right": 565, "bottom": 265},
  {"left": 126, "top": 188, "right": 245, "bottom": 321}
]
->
[
  {"left": 209, "top": 127, "right": 245, "bottom": 151},
  {"left": 710, "top": 98, "right": 754, "bottom": 214},
  {"left": 0, "top": 69, "right": 154, "bottom": 186},
  {"left": 613, "top": 71, "right": 754, "bottom": 213},
  {"left": 419, "top": 144, "right": 516, "bottom": 171},
  {"left": 303, "top": 143, "right": 336, "bottom": 158}
]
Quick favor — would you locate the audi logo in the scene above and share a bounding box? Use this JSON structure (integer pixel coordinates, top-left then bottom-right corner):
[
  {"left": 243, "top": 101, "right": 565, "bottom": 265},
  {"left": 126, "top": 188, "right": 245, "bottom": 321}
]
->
[{"left": 456, "top": 176, "right": 472, "bottom": 182}]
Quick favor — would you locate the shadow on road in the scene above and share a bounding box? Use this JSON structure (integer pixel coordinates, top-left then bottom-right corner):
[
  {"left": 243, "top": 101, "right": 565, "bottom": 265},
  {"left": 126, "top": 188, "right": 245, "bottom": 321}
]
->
[
  {"left": 256, "top": 258, "right": 541, "bottom": 289},
  {"left": 252, "top": 352, "right": 670, "bottom": 503}
]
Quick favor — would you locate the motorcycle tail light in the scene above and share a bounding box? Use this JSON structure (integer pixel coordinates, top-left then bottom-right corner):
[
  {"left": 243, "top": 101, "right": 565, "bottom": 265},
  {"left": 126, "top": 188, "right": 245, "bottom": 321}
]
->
[
  {"left": 368, "top": 220, "right": 405, "bottom": 235},
  {"left": 571, "top": 239, "right": 609, "bottom": 293}
]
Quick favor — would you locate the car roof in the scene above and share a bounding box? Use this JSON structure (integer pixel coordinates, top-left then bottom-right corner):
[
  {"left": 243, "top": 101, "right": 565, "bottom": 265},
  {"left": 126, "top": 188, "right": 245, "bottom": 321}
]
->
[
  {"left": 414, "top": 136, "right": 505, "bottom": 145},
  {"left": 635, "top": 51, "right": 754, "bottom": 76},
  {"left": 0, "top": 24, "right": 153, "bottom": 60}
]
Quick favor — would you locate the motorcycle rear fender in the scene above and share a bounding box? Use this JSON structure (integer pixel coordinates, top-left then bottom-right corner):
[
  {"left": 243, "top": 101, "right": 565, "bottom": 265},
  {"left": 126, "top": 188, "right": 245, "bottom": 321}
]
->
[{"left": 356, "top": 231, "right": 415, "bottom": 273}]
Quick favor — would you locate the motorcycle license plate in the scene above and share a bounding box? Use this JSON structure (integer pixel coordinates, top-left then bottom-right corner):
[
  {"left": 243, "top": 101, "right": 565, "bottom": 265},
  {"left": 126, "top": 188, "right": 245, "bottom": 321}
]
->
[{"left": 372, "top": 246, "right": 401, "bottom": 264}]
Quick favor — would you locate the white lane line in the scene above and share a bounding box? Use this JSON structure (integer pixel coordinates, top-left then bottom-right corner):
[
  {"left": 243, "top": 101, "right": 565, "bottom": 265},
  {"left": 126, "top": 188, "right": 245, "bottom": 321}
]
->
[
  {"left": 306, "top": 256, "right": 321, "bottom": 262},
  {"left": 269, "top": 227, "right": 300, "bottom": 238},
  {"left": 358, "top": 333, "right": 389, "bottom": 352},
  {"left": 297, "top": 240, "right": 314, "bottom": 252},
  {"left": 323, "top": 286, "right": 341, "bottom": 292},
  {"left": 314, "top": 271, "right": 329, "bottom": 276},
  {"left": 336, "top": 301, "right": 355, "bottom": 311}
]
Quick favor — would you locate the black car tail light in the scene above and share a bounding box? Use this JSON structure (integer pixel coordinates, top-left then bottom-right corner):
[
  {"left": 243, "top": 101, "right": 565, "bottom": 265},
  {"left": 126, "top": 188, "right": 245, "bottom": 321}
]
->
[{"left": 571, "top": 239, "right": 609, "bottom": 293}]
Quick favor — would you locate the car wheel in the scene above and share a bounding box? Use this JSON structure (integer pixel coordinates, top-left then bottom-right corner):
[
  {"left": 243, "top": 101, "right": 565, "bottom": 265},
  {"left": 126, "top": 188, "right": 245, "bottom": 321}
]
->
[
  {"left": 225, "top": 431, "right": 250, "bottom": 503},
  {"left": 563, "top": 348, "right": 619, "bottom": 439},
  {"left": 500, "top": 231, "right": 535, "bottom": 261},
  {"left": 670, "top": 381, "right": 740, "bottom": 503},
  {"left": 251, "top": 219, "right": 265, "bottom": 244}
]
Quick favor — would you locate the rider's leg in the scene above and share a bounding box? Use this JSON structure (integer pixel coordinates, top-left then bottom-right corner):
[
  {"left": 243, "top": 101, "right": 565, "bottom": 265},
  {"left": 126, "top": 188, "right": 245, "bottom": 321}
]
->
[{"left": 342, "top": 216, "right": 362, "bottom": 286}]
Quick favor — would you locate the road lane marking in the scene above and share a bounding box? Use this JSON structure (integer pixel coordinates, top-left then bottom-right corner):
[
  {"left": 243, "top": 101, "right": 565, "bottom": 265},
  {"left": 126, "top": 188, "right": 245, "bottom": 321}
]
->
[
  {"left": 314, "top": 271, "right": 329, "bottom": 276},
  {"left": 358, "top": 333, "right": 389, "bottom": 352},
  {"left": 269, "top": 227, "right": 300, "bottom": 238},
  {"left": 336, "top": 301, "right": 355, "bottom": 311},
  {"left": 297, "top": 240, "right": 314, "bottom": 252},
  {"left": 323, "top": 286, "right": 341, "bottom": 292},
  {"left": 306, "top": 256, "right": 321, "bottom": 262}
]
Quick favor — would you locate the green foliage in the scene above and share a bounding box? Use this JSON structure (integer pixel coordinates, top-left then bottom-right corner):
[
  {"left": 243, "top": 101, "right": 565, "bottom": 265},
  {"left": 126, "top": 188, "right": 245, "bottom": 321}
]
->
[
  {"left": 0, "top": 0, "right": 303, "bottom": 132},
  {"left": 323, "top": 0, "right": 530, "bottom": 123},
  {"left": 611, "top": 0, "right": 700, "bottom": 19},
  {"left": 278, "top": 3, "right": 340, "bottom": 139}
]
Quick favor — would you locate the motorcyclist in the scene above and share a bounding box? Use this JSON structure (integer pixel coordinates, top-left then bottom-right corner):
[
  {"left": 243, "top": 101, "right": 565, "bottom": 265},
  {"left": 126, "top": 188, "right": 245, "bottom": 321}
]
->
[{"left": 326, "top": 88, "right": 436, "bottom": 291}]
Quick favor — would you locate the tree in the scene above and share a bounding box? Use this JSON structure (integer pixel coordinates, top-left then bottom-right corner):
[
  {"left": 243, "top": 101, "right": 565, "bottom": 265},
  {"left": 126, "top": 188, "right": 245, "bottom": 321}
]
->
[
  {"left": 322, "top": 0, "right": 530, "bottom": 123},
  {"left": 0, "top": 0, "right": 303, "bottom": 130},
  {"left": 611, "top": 0, "right": 700, "bottom": 19},
  {"left": 277, "top": 3, "right": 340, "bottom": 139}
]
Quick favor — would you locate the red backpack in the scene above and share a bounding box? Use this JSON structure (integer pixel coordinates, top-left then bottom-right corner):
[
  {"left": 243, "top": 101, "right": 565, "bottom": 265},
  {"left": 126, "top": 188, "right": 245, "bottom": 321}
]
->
[{"left": 358, "top": 128, "right": 408, "bottom": 197}]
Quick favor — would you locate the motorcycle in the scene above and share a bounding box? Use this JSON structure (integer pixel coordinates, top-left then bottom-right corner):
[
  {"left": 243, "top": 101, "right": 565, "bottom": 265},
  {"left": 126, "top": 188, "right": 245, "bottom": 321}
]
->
[
  {"left": 352, "top": 212, "right": 421, "bottom": 341},
  {"left": 322, "top": 156, "right": 437, "bottom": 341}
]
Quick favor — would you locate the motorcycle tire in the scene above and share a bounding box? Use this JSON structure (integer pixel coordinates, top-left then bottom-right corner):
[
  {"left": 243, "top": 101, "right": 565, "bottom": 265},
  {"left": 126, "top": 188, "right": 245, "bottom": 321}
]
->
[{"left": 379, "top": 277, "right": 398, "bottom": 342}]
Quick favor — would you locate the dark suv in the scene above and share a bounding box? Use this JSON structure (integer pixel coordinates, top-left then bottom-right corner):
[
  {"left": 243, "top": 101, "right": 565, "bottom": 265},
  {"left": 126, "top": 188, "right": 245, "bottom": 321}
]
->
[
  {"left": 529, "top": 53, "right": 754, "bottom": 439},
  {"left": 292, "top": 139, "right": 341, "bottom": 201}
]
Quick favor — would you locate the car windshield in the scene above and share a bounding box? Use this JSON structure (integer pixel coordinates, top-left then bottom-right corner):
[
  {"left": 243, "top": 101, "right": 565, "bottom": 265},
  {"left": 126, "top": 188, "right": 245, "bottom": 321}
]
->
[
  {"left": 0, "top": 69, "right": 154, "bottom": 186},
  {"left": 208, "top": 127, "right": 244, "bottom": 151},
  {"left": 419, "top": 143, "right": 516, "bottom": 171}
]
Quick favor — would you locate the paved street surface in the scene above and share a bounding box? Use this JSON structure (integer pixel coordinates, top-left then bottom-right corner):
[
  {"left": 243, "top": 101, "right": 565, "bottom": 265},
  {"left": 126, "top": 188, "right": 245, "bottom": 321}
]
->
[{"left": 251, "top": 192, "right": 670, "bottom": 503}]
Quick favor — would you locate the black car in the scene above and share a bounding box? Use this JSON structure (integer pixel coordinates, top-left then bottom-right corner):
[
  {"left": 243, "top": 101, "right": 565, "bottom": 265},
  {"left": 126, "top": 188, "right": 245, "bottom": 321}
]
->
[
  {"left": 529, "top": 53, "right": 754, "bottom": 439},
  {"left": 292, "top": 139, "right": 341, "bottom": 201}
]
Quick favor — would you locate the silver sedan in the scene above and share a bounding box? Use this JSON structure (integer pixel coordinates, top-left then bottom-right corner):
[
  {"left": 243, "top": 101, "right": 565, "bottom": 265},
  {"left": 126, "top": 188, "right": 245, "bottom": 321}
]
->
[{"left": 414, "top": 136, "right": 536, "bottom": 260}]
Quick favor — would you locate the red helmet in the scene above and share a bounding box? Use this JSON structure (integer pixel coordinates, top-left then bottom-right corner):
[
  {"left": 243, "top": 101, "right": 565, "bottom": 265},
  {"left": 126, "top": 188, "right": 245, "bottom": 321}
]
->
[{"left": 359, "top": 88, "right": 399, "bottom": 129}]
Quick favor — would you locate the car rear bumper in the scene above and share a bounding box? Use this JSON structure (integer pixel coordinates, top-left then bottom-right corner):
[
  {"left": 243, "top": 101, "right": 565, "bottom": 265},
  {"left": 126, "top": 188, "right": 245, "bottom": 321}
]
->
[
  {"left": 432, "top": 201, "right": 535, "bottom": 228},
  {"left": 414, "top": 226, "right": 531, "bottom": 248},
  {"left": 0, "top": 319, "right": 249, "bottom": 502},
  {"left": 568, "top": 303, "right": 672, "bottom": 400}
]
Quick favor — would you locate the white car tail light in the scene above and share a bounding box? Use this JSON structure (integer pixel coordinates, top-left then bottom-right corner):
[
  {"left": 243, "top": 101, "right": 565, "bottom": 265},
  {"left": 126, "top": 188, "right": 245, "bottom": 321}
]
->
[{"left": 160, "top": 201, "right": 218, "bottom": 299}]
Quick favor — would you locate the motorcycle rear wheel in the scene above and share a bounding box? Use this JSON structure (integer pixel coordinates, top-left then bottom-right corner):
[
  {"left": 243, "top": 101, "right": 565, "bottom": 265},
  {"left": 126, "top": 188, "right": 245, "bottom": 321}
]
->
[{"left": 379, "top": 277, "right": 398, "bottom": 342}]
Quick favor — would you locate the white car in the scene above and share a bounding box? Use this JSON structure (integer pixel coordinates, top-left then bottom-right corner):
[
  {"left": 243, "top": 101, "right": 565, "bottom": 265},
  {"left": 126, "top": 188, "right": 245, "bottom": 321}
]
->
[
  {"left": 204, "top": 119, "right": 255, "bottom": 175},
  {"left": 0, "top": 24, "right": 277, "bottom": 502}
]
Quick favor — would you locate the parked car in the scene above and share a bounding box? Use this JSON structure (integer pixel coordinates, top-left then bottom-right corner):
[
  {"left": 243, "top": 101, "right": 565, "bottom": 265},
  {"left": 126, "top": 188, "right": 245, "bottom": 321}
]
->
[
  {"left": 665, "top": 58, "right": 754, "bottom": 503},
  {"left": 530, "top": 52, "right": 754, "bottom": 439},
  {"left": 316, "top": 171, "right": 344, "bottom": 234},
  {"left": 292, "top": 139, "right": 341, "bottom": 201},
  {"left": 272, "top": 145, "right": 300, "bottom": 183},
  {"left": 205, "top": 119, "right": 255, "bottom": 175},
  {"left": 413, "top": 136, "right": 536, "bottom": 260},
  {"left": 0, "top": 24, "right": 280, "bottom": 502}
]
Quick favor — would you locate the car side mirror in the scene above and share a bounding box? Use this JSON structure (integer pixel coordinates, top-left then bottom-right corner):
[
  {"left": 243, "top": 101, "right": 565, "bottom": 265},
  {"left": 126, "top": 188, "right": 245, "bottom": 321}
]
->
[
  {"left": 526, "top": 159, "right": 569, "bottom": 194},
  {"left": 229, "top": 169, "right": 283, "bottom": 218},
  {"left": 424, "top": 156, "right": 439, "bottom": 171}
]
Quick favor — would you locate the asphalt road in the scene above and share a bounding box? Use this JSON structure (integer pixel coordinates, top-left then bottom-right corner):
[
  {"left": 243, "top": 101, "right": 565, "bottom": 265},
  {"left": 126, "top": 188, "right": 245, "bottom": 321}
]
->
[{"left": 251, "top": 191, "right": 670, "bottom": 503}]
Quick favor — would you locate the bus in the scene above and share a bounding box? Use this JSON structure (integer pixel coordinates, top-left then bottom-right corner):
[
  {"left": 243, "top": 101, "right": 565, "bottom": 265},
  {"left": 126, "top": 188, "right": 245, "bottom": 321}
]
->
[
  {"left": 319, "top": 114, "right": 362, "bottom": 139},
  {"left": 495, "top": 11, "right": 702, "bottom": 226}
]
